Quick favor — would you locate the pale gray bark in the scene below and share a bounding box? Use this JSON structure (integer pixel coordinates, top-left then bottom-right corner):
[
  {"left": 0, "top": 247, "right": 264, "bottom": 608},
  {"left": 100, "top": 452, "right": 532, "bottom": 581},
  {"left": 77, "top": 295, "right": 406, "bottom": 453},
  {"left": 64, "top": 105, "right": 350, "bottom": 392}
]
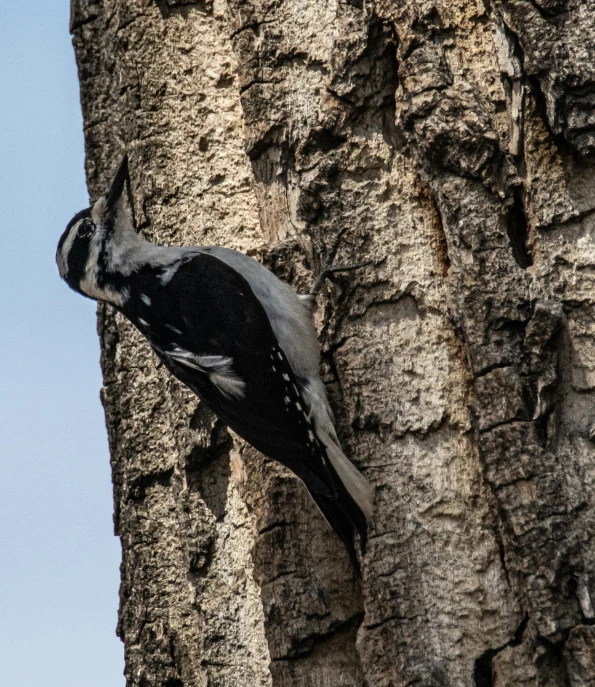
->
[{"left": 71, "top": 0, "right": 595, "bottom": 685}]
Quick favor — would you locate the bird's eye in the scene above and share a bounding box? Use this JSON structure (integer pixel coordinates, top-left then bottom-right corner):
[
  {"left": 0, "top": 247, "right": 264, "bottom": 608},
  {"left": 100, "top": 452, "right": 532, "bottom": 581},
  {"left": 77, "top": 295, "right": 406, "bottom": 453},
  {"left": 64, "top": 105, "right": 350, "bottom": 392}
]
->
[{"left": 78, "top": 220, "right": 95, "bottom": 238}]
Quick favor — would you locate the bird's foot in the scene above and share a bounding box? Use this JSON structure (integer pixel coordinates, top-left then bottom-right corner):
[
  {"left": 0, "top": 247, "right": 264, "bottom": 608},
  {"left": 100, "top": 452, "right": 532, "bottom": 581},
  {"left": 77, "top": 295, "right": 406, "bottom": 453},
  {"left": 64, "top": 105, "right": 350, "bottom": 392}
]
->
[{"left": 310, "top": 228, "right": 371, "bottom": 298}]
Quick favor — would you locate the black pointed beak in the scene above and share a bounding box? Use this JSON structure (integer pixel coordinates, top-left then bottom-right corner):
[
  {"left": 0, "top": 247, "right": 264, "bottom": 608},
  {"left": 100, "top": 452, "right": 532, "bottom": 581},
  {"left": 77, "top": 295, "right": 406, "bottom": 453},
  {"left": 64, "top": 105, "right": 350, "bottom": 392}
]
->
[{"left": 105, "top": 155, "right": 129, "bottom": 213}]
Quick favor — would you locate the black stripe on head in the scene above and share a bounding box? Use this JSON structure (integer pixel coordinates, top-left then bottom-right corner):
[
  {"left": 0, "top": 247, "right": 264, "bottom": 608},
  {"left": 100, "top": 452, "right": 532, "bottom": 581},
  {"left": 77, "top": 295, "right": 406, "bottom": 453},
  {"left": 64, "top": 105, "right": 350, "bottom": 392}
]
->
[
  {"left": 66, "top": 233, "right": 94, "bottom": 294},
  {"left": 56, "top": 207, "right": 91, "bottom": 257},
  {"left": 96, "top": 215, "right": 118, "bottom": 290},
  {"left": 56, "top": 208, "right": 94, "bottom": 295}
]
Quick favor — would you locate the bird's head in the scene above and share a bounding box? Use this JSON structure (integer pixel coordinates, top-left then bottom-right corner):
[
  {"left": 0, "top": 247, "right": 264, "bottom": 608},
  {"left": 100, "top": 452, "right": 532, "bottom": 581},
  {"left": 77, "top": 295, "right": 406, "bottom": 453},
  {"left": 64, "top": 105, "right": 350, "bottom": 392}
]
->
[{"left": 56, "top": 156, "right": 131, "bottom": 304}]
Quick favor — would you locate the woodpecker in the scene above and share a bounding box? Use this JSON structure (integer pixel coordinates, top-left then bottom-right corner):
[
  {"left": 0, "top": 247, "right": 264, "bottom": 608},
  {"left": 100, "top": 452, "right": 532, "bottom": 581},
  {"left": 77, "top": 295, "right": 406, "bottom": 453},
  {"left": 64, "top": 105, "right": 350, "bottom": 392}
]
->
[{"left": 56, "top": 157, "right": 374, "bottom": 570}]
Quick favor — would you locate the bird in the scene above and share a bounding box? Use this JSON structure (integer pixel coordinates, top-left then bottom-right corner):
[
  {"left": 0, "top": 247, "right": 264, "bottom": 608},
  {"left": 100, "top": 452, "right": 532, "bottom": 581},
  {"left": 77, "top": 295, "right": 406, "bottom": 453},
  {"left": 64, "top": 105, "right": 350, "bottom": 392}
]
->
[{"left": 56, "top": 156, "right": 374, "bottom": 572}]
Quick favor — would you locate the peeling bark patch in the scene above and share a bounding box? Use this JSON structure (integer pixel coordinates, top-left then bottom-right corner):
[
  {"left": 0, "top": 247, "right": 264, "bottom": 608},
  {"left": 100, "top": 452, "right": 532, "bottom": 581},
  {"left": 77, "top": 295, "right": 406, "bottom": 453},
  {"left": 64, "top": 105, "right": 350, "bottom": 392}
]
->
[{"left": 499, "top": 0, "right": 595, "bottom": 156}]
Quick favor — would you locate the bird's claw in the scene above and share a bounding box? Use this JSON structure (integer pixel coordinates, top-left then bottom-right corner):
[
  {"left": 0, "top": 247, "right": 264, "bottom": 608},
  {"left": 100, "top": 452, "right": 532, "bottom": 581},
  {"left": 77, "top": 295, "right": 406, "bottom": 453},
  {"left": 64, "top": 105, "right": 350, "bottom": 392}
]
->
[{"left": 310, "top": 229, "right": 371, "bottom": 298}]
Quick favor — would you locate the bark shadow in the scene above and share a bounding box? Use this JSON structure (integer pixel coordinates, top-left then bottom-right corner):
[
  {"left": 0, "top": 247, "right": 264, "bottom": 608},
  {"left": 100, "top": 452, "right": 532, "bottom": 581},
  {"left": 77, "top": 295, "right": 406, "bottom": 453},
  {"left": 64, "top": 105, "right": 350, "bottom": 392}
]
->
[{"left": 186, "top": 404, "right": 233, "bottom": 521}]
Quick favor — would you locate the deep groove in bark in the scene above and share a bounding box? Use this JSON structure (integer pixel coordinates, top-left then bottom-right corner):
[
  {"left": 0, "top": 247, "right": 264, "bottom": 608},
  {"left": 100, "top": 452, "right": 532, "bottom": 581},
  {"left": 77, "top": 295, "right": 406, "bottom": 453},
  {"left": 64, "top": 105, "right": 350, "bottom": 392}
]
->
[
  {"left": 506, "top": 186, "right": 533, "bottom": 269},
  {"left": 473, "top": 615, "right": 529, "bottom": 687}
]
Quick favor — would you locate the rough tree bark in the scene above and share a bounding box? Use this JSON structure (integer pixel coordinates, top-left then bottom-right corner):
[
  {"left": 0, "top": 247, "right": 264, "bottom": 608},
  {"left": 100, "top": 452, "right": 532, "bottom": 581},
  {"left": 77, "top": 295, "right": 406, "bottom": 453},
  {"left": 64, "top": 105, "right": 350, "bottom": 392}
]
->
[{"left": 70, "top": 0, "right": 595, "bottom": 685}]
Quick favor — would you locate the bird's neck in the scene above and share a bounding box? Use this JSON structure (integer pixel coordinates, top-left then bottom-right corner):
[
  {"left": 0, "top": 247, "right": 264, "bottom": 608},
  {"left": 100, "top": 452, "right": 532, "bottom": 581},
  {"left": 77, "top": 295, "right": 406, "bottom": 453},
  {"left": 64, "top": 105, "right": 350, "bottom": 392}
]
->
[
  {"left": 94, "top": 227, "right": 193, "bottom": 306},
  {"left": 103, "top": 226, "right": 155, "bottom": 276}
]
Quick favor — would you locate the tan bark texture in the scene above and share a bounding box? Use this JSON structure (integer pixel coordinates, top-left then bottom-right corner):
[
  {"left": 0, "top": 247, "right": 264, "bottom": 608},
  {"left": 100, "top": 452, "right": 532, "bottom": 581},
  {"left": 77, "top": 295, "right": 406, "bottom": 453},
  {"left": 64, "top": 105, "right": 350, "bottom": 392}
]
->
[{"left": 70, "top": 0, "right": 595, "bottom": 685}]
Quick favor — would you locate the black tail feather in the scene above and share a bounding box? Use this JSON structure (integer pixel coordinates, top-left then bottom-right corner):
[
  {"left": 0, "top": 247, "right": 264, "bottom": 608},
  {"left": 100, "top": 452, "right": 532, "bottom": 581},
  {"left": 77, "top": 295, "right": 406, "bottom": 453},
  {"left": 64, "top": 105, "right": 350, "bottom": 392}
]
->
[
  {"left": 326, "top": 453, "right": 369, "bottom": 554},
  {"left": 308, "top": 489, "right": 362, "bottom": 576},
  {"left": 304, "top": 456, "right": 370, "bottom": 576}
]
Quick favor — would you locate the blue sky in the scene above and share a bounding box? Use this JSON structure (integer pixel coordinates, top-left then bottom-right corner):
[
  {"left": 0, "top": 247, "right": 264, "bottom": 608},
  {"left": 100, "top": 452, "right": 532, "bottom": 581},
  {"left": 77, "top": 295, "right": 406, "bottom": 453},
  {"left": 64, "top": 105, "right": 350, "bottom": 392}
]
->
[{"left": 0, "top": 3, "right": 124, "bottom": 685}]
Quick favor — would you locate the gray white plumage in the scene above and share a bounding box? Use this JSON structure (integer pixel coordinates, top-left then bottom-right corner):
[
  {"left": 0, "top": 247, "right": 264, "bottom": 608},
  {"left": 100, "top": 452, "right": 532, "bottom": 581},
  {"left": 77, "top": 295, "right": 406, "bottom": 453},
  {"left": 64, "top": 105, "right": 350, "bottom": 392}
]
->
[{"left": 56, "top": 156, "right": 374, "bottom": 569}]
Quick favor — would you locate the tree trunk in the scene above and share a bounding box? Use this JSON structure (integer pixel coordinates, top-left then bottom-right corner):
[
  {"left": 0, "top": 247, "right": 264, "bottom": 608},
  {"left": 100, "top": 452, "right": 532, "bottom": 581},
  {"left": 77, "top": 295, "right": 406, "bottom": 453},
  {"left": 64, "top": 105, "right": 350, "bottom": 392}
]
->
[{"left": 71, "top": 0, "right": 595, "bottom": 685}]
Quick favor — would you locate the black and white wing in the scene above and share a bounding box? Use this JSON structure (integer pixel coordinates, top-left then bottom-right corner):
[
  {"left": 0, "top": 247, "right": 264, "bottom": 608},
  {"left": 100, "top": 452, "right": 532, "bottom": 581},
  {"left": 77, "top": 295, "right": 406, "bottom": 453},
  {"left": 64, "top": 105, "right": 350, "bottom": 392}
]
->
[{"left": 122, "top": 252, "right": 370, "bottom": 567}]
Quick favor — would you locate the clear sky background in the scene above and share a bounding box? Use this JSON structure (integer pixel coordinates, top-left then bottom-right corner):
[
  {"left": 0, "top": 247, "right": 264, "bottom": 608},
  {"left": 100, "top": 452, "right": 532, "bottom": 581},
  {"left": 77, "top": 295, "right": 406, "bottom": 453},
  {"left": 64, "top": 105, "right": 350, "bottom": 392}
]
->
[{"left": 0, "top": 3, "right": 124, "bottom": 685}]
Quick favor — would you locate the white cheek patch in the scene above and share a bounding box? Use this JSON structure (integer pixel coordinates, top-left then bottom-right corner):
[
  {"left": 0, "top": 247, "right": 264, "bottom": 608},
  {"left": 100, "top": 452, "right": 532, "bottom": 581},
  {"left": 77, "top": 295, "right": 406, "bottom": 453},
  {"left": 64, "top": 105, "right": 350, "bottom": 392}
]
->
[
  {"left": 56, "top": 221, "right": 82, "bottom": 277},
  {"left": 79, "top": 277, "right": 126, "bottom": 306},
  {"left": 79, "top": 233, "right": 126, "bottom": 307}
]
